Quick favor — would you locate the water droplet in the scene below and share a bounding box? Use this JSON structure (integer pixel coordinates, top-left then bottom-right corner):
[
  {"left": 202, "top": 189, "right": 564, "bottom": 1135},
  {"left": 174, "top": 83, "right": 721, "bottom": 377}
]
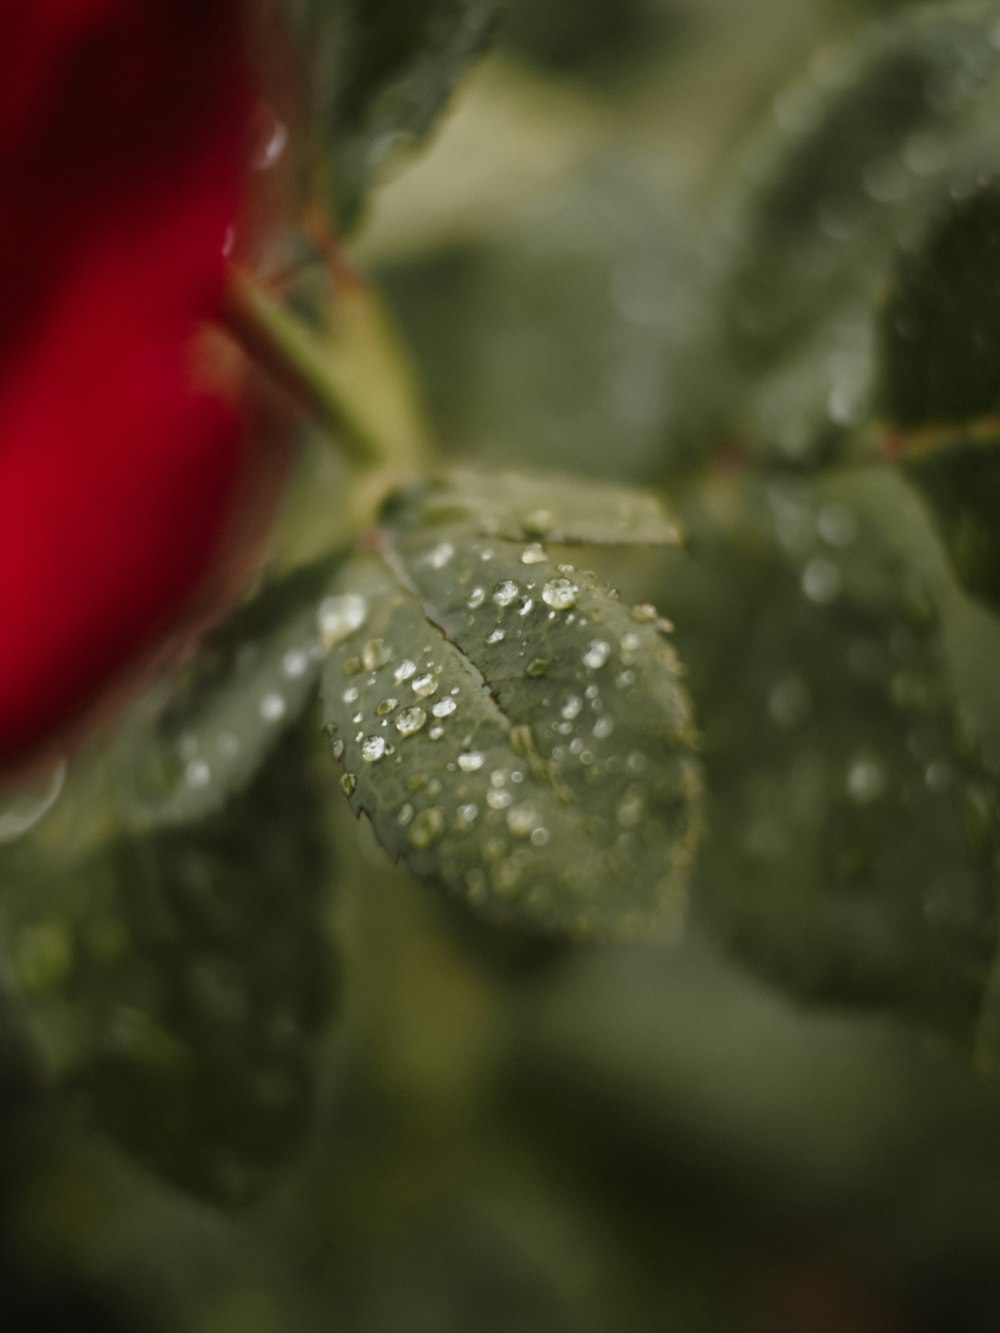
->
[
  {"left": 362, "top": 638, "right": 392, "bottom": 671},
  {"left": 487, "top": 788, "right": 514, "bottom": 810},
  {"left": 394, "top": 660, "right": 417, "bottom": 684},
  {"left": 561, "top": 695, "right": 583, "bottom": 720},
  {"left": 467, "top": 587, "right": 486, "bottom": 609},
  {"left": 485, "top": 628, "right": 505, "bottom": 644},
  {"left": 801, "top": 558, "right": 842, "bottom": 605},
  {"left": 493, "top": 580, "right": 520, "bottom": 607},
  {"left": 185, "top": 759, "right": 211, "bottom": 789},
  {"left": 398, "top": 803, "right": 415, "bottom": 826},
  {"left": 408, "top": 806, "right": 444, "bottom": 848},
  {"left": 395, "top": 707, "right": 427, "bottom": 737},
  {"left": 259, "top": 691, "right": 286, "bottom": 723},
  {"left": 526, "top": 659, "right": 549, "bottom": 678},
  {"left": 630, "top": 603, "right": 657, "bottom": 623},
  {"left": 521, "top": 543, "right": 548, "bottom": 566},
  {"left": 518, "top": 597, "right": 535, "bottom": 616},
  {"left": 530, "top": 827, "right": 550, "bottom": 847},
  {"left": 846, "top": 755, "right": 886, "bottom": 804},
  {"left": 412, "top": 672, "right": 437, "bottom": 697},
  {"left": 432, "top": 697, "right": 457, "bottom": 718},
  {"left": 458, "top": 750, "right": 485, "bottom": 772},
  {"left": 429, "top": 725, "right": 444, "bottom": 740},
  {"left": 375, "top": 697, "right": 398, "bottom": 717},
  {"left": 593, "top": 716, "right": 615, "bottom": 739},
  {"left": 456, "top": 803, "right": 479, "bottom": 827},
  {"left": 506, "top": 804, "right": 539, "bottom": 838},
  {"left": 361, "top": 736, "right": 387, "bottom": 762},
  {"left": 282, "top": 648, "right": 310, "bottom": 679},
  {"left": 583, "top": 640, "right": 611, "bottom": 670},
  {"left": 617, "top": 789, "right": 645, "bottom": 827},
  {"left": 341, "top": 772, "right": 357, "bottom": 796},
  {"left": 542, "top": 577, "right": 578, "bottom": 610},
  {"left": 318, "top": 593, "right": 367, "bottom": 646},
  {"left": 342, "top": 685, "right": 359, "bottom": 704},
  {"left": 331, "top": 738, "right": 345, "bottom": 760},
  {"left": 253, "top": 114, "right": 288, "bottom": 170},
  {"left": 426, "top": 541, "right": 455, "bottom": 569}
]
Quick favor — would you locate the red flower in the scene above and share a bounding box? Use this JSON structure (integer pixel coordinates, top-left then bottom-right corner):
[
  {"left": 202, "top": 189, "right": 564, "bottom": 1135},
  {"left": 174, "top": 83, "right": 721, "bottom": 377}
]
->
[{"left": 0, "top": 1, "right": 254, "bottom": 765}]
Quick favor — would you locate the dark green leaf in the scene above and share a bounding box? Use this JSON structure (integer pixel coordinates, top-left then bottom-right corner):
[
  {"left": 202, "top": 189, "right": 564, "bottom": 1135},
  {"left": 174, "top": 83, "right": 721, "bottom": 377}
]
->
[
  {"left": 899, "top": 434, "right": 1000, "bottom": 613},
  {"left": 114, "top": 557, "right": 342, "bottom": 830},
  {"left": 291, "top": 0, "right": 503, "bottom": 231},
  {"left": 4, "top": 729, "right": 334, "bottom": 1205},
  {"left": 660, "top": 474, "right": 1000, "bottom": 1038},
  {"left": 383, "top": 466, "right": 683, "bottom": 546},
  {"left": 672, "top": 3, "right": 1000, "bottom": 468},
  {"left": 320, "top": 510, "right": 701, "bottom": 939},
  {"left": 880, "top": 181, "right": 1000, "bottom": 429}
]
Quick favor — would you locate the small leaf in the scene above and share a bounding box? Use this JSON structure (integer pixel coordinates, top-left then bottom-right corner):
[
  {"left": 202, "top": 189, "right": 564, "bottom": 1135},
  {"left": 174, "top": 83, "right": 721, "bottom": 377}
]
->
[
  {"left": 383, "top": 466, "right": 683, "bottom": 547},
  {"left": 660, "top": 474, "right": 1000, "bottom": 1038},
  {"left": 291, "top": 0, "right": 503, "bottom": 230},
  {"left": 114, "top": 557, "right": 342, "bottom": 830},
  {"left": 320, "top": 521, "right": 701, "bottom": 939}
]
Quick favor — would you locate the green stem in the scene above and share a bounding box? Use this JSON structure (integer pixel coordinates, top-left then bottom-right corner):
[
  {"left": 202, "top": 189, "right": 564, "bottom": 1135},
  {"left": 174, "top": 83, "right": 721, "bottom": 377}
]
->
[{"left": 224, "top": 262, "right": 435, "bottom": 515}]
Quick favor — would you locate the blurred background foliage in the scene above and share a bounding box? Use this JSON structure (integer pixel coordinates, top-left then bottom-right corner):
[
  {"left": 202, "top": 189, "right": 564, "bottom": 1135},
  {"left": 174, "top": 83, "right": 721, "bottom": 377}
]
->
[{"left": 9, "top": 0, "right": 1000, "bottom": 1329}]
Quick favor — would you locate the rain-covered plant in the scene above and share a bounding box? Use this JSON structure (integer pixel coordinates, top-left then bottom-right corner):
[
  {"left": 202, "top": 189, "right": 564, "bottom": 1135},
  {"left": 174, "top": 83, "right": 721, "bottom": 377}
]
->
[{"left": 8, "top": 1, "right": 1000, "bottom": 1329}]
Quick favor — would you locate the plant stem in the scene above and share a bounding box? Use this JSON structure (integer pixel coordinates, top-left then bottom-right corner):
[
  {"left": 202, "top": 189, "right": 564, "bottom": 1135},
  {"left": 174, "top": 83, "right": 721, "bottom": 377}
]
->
[{"left": 223, "top": 262, "right": 435, "bottom": 512}]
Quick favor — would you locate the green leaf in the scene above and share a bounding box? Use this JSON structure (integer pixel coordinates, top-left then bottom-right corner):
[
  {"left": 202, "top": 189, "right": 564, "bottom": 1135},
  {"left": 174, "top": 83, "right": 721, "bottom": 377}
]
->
[
  {"left": 114, "top": 557, "right": 342, "bottom": 831},
  {"left": 661, "top": 474, "right": 1000, "bottom": 1038},
  {"left": 876, "top": 181, "right": 1000, "bottom": 611},
  {"left": 319, "top": 509, "right": 702, "bottom": 939},
  {"left": 4, "top": 728, "right": 334, "bottom": 1206},
  {"left": 674, "top": 3, "right": 1000, "bottom": 468},
  {"left": 383, "top": 466, "right": 683, "bottom": 546},
  {"left": 880, "top": 181, "right": 1000, "bottom": 430},
  {"left": 379, "top": 153, "right": 699, "bottom": 481},
  {"left": 292, "top": 0, "right": 503, "bottom": 231}
]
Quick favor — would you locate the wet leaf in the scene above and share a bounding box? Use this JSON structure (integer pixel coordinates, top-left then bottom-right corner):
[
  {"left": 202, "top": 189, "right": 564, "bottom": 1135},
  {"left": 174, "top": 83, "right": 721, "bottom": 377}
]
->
[
  {"left": 675, "top": 3, "right": 1000, "bottom": 468},
  {"left": 290, "top": 0, "right": 503, "bottom": 231},
  {"left": 383, "top": 466, "right": 683, "bottom": 547},
  {"left": 3, "top": 728, "right": 334, "bottom": 1206},
  {"left": 660, "top": 474, "right": 1000, "bottom": 1038},
  {"left": 114, "top": 557, "right": 342, "bottom": 831},
  {"left": 320, "top": 516, "right": 701, "bottom": 939},
  {"left": 877, "top": 181, "right": 1000, "bottom": 611}
]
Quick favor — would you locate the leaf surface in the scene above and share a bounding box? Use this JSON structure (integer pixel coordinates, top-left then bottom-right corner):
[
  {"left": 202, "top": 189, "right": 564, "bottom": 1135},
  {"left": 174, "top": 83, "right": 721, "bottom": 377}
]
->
[
  {"left": 661, "top": 474, "right": 1000, "bottom": 1038},
  {"left": 289, "top": 0, "right": 503, "bottom": 230},
  {"left": 320, "top": 510, "right": 701, "bottom": 938},
  {"left": 114, "top": 557, "right": 342, "bottom": 830}
]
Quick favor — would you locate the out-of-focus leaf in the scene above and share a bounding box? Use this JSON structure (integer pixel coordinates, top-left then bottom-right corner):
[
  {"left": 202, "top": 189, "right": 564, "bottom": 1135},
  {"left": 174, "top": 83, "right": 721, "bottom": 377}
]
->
[
  {"left": 114, "top": 557, "right": 341, "bottom": 830},
  {"left": 379, "top": 151, "right": 701, "bottom": 481},
  {"left": 659, "top": 473, "right": 999, "bottom": 1038},
  {"left": 320, "top": 488, "right": 701, "bottom": 938},
  {"left": 383, "top": 466, "right": 683, "bottom": 546},
  {"left": 5, "top": 729, "right": 334, "bottom": 1205},
  {"left": 288, "top": 0, "right": 503, "bottom": 231},
  {"left": 876, "top": 181, "right": 1000, "bottom": 611},
  {"left": 670, "top": 3, "right": 1000, "bottom": 469},
  {"left": 880, "top": 181, "right": 1000, "bottom": 429}
]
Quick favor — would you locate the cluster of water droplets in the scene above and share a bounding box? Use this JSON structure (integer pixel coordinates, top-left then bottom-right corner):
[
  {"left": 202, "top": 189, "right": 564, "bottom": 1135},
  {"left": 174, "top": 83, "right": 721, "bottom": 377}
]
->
[{"left": 320, "top": 535, "right": 702, "bottom": 933}]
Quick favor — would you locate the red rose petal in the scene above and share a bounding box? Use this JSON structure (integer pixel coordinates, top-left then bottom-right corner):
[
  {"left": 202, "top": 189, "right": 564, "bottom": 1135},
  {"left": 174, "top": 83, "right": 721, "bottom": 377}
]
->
[{"left": 0, "top": 0, "right": 253, "bottom": 762}]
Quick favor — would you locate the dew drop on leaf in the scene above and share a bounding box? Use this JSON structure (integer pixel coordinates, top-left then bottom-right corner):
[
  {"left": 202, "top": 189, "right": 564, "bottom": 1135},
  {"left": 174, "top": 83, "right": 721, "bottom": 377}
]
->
[
  {"left": 318, "top": 593, "right": 367, "bottom": 646},
  {"left": 395, "top": 706, "right": 427, "bottom": 737}
]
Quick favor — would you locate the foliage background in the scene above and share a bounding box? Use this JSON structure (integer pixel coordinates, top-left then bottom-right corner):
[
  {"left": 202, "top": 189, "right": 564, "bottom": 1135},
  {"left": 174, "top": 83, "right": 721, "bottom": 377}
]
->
[{"left": 6, "top": 1, "right": 1000, "bottom": 1329}]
